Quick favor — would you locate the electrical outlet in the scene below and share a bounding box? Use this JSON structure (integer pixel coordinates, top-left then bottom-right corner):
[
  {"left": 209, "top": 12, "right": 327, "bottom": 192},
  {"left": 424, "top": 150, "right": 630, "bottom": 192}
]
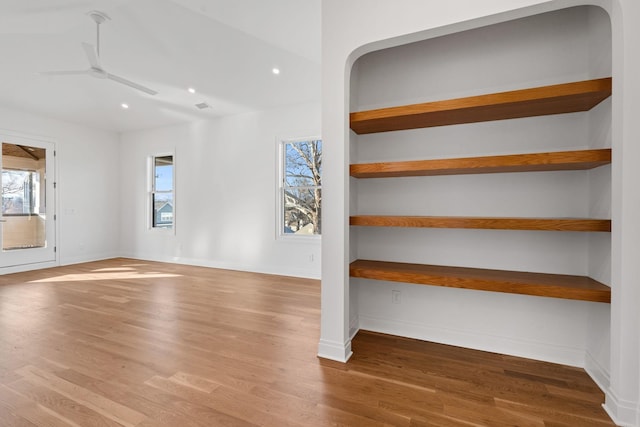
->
[{"left": 392, "top": 290, "right": 401, "bottom": 304}]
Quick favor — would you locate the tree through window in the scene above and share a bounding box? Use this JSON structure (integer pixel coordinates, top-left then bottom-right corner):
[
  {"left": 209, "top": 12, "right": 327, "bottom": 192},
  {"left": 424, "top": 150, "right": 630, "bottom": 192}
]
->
[{"left": 281, "top": 139, "right": 321, "bottom": 236}]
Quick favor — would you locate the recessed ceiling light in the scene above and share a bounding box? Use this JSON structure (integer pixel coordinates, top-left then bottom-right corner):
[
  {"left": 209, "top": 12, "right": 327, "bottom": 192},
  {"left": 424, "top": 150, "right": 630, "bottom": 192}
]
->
[
  {"left": 272, "top": 68, "right": 280, "bottom": 75},
  {"left": 188, "top": 87, "right": 196, "bottom": 94},
  {"left": 121, "top": 103, "right": 129, "bottom": 109}
]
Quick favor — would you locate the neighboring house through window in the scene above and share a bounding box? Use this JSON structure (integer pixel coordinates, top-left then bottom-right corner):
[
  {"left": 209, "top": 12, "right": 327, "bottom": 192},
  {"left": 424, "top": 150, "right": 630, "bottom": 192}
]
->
[
  {"left": 150, "top": 154, "right": 174, "bottom": 229},
  {"left": 279, "top": 138, "right": 322, "bottom": 238}
]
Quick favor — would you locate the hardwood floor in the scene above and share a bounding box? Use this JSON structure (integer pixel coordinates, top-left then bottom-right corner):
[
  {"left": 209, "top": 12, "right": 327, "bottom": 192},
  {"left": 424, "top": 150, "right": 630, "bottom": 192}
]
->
[{"left": 0, "top": 258, "right": 615, "bottom": 426}]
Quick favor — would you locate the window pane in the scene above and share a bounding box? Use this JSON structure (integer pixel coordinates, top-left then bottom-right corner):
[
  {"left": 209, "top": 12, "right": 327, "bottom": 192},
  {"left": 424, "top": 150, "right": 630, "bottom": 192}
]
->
[
  {"left": 281, "top": 139, "right": 321, "bottom": 237},
  {"left": 2, "top": 170, "right": 40, "bottom": 215},
  {"left": 2, "top": 143, "right": 47, "bottom": 251},
  {"left": 154, "top": 155, "right": 173, "bottom": 192},
  {"left": 283, "top": 187, "right": 321, "bottom": 235},
  {"left": 153, "top": 192, "right": 173, "bottom": 228},
  {"left": 284, "top": 140, "right": 322, "bottom": 188}
]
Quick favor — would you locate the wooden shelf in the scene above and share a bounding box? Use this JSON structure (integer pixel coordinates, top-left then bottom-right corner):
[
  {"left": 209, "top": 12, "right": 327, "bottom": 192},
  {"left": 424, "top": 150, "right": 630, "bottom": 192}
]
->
[
  {"left": 350, "top": 78, "right": 612, "bottom": 134},
  {"left": 350, "top": 216, "right": 611, "bottom": 232},
  {"left": 350, "top": 148, "right": 611, "bottom": 178},
  {"left": 350, "top": 259, "right": 611, "bottom": 303}
]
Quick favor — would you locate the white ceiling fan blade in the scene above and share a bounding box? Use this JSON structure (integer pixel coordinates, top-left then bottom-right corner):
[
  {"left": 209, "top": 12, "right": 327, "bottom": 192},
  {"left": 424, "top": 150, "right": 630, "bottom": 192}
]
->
[
  {"left": 38, "top": 70, "right": 88, "bottom": 76},
  {"left": 107, "top": 73, "right": 158, "bottom": 95},
  {"left": 82, "top": 42, "right": 101, "bottom": 69}
]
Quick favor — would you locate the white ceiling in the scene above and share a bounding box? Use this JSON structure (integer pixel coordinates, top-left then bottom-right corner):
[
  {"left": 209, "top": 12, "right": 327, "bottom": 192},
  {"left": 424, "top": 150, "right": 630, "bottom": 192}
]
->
[{"left": 0, "top": 0, "right": 320, "bottom": 133}]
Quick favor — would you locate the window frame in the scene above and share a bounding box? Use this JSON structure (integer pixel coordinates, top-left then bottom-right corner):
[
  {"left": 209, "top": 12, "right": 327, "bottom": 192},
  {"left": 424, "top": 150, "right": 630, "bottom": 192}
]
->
[
  {"left": 148, "top": 153, "right": 175, "bottom": 232},
  {"left": 276, "top": 137, "right": 322, "bottom": 241}
]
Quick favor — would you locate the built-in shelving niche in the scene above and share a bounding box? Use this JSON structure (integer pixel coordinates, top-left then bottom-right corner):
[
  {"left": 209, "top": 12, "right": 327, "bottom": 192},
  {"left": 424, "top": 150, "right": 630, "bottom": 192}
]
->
[{"left": 348, "top": 5, "right": 612, "bottom": 367}]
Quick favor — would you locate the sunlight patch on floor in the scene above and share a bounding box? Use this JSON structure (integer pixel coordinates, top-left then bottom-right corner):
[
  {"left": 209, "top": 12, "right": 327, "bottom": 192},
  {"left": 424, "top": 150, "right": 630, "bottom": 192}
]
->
[{"left": 28, "top": 271, "right": 182, "bottom": 283}]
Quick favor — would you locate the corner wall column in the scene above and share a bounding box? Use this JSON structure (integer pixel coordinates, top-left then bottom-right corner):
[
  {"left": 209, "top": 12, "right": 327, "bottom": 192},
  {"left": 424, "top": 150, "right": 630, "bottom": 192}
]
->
[
  {"left": 317, "top": 42, "right": 353, "bottom": 363},
  {"left": 605, "top": 1, "right": 640, "bottom": 425}
]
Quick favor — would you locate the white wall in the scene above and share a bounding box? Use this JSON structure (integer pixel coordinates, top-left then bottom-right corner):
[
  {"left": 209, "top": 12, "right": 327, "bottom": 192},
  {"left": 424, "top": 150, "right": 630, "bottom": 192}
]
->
[
  {"left": 321, "top": 1, "right": 640, "bottom": 426},
  {"left": 119, "top": 102, "right": 321, "bottom": 279},
  {"left": 0, "top": 106, "right": 120, "bottom": 270}
]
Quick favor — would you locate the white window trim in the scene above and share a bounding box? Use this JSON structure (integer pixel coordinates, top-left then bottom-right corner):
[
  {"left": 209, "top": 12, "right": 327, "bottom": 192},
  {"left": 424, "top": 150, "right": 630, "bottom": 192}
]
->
[
  {"left": 148, "top": 152, "right": 176, "bottom": 233},
  {"left": 276, "top": 136, "right": 322, "bottom": 242}
]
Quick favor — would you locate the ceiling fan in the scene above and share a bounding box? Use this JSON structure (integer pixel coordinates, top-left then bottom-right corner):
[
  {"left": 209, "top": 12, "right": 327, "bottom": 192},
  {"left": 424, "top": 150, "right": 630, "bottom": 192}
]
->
[{"left": 39, "top": 10, "right": 158, "bottom": 96}]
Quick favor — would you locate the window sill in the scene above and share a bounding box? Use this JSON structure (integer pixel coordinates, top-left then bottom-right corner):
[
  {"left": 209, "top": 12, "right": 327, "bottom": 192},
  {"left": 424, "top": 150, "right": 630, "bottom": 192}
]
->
[{"left": 278, "top": 234, "right": 321, "bottom": 243}]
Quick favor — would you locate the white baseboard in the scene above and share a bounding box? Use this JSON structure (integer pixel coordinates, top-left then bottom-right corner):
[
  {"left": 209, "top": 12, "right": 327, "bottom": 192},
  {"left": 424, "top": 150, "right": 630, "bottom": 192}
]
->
[
  {"left": 119, "top": 252, "right": 320, "bottom": 280},
  {"left": 3, "top": 251, "right": 320, "bottom": 282},
  {"left": 317, "top": 338, "right": 353, "bottom": 363},
  {"left": 603, "top": 389, "right": 639, "bottom": 427},
  {"left": 349, "top": 315, "right": 360, "bottom": 340},
  {"left": 584, "top": 350, "right": 610, "bottom": 396},
  {"left": 0, "top": 252, "right": 124, "bottom": 275},
  {"left": 358, "top": 314, "right": 585, "bottom": 367},
  {"left": 0, "top": 260, "right": 58, "bottom": 275},
  {"left": 59, "top": 252, "right": 120, "bottom": 267}
]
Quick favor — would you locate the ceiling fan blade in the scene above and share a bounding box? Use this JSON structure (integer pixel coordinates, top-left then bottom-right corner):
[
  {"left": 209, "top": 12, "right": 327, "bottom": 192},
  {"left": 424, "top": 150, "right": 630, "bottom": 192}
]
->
[
  {"left": 107, "top": 73, "right": 158, "bottom": 95},
  {"left": 82, "top": 42, "right": 101, "bottom": 69},
  {"left": 38, "top": 70, "right": 88, "bottom": 76}
]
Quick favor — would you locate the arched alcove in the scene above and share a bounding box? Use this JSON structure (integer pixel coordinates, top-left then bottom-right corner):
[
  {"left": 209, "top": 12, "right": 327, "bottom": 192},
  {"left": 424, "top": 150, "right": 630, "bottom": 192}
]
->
[{"left": 348, "top": 4, "right": 612, "bottom": 371}]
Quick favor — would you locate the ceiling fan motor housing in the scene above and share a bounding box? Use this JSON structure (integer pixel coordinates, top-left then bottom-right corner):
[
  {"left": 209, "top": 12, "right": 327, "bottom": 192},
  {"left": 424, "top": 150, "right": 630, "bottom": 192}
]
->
[{"left": 88, "top": 11, "right": 111, "bottom": 25}]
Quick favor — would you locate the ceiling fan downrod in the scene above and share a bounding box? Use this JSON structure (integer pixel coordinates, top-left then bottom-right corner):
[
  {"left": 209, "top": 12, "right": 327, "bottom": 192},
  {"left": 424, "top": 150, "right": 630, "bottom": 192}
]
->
[{"left": 87, "top": 10, "right": 110, "bottom": 57}]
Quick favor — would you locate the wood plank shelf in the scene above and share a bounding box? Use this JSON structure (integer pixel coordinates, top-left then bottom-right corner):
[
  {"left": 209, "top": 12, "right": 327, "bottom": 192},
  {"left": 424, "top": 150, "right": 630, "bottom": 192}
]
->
[
  {"left": 350, "top": 148, "right": 611, "bottom": 178},
  {"left": 350, "top": 77, "right": 612, "bottom": 134},
  {"left": 350, "top": 215, "right": 611, "bottom": 232},
  {"left": 350, "top": 259, "right": 611, "bottom": 303}
]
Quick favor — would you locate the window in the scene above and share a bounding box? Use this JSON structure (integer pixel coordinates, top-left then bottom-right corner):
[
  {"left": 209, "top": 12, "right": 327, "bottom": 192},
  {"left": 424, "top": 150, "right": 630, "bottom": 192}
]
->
[
  {"left": 150, "top": 155, "right": 174, "bottom": 229},
  {"left": 2, "top": 169, "right": 41, "bottom": 215},
  {"left": 279, "top": 138, "right": 322, "bottom": 237}
]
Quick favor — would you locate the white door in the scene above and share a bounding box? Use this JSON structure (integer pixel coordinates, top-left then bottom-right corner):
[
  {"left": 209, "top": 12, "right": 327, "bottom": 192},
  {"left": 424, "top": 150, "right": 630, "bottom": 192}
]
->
[{"left": 0, "top": 133, "right": 56, "bottom": 269}]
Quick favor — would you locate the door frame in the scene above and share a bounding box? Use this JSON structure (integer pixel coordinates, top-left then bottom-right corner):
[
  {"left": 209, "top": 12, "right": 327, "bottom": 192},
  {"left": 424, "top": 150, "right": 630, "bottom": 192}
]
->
[{"left": 0, "top": 128, "right": 58, "bottom": 274}]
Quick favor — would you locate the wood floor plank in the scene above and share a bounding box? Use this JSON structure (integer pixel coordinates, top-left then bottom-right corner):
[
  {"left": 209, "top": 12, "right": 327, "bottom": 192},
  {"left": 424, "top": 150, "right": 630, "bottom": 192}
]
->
[
  {"left": 6, "top": 378, "right": 121, "bottom": 427},
  {"left": 0, "top": 408, "right": 39, "bottom": 427},
  {"left": 0, "top": 258, "right": 615, "bottom": 427},
  {"left": 0, "top": 383, "right": 78, "bottom": 427},
  {"left": 15, "top": 365, "right": 146, "bottom": 427},
  {"left": 141, "top": 376, "right": 258, "bottom": 427},
  {"left": 56, "top": 367, "right": 253, "bottom": 427}
]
